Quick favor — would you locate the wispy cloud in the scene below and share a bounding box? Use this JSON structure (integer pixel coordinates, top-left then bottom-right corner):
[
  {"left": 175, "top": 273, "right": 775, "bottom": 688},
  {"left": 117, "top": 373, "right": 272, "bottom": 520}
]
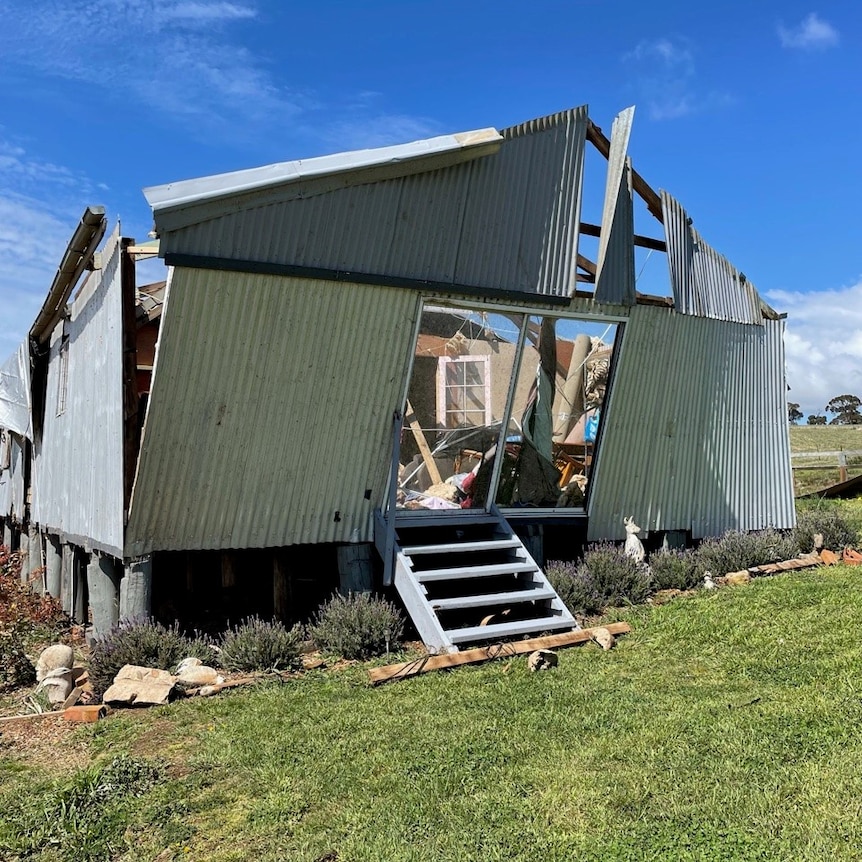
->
[
  {"left": 766, "top": 282, "right": 862, "bottom": 418},
  {"left": 622, "top": 37, "right": 732, "bottom": 121},
  {"left": 0, "top": 134, "right": 106, "bottom": 359},
  {"left": 0, "top": 0, "right": 302, "bottom": 144},
  {"left": 322, "top": 114, "right": 441, "bottom": 150},
  {"left": 778, "top": 13, "right": 839, "bottom": 50}
]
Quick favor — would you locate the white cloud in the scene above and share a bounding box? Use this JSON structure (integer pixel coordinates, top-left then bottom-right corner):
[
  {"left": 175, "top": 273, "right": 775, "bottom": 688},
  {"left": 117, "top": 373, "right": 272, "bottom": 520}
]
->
[
  {"left": 766, "top": 282, "right": 862, "bottom": 419},
  {"left": 0, "top": 0, "right": 302, "bottom": 143},
  {"left": 778, "top": 13, "right": 839, "bottom": 50},
  {"left": 622, "top": 37, "right": 732, "bottom": 121},
  {"left": 323, "top": 114, "right": 441, "bottom": 150}
]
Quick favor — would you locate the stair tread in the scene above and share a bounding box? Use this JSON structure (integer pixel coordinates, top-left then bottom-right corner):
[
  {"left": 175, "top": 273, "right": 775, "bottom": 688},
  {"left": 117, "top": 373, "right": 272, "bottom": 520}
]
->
[
  {"left": 402, "top": 538, "right": 521, "bottom": 555},
  {"left": 446, "top": 616, "right": 576, "bottom": 644},
  {"left": 412, "top": 562, "right": 538, "bottom": 581},
  {"left": 430, "top": 587, "right": 557, "bottom": 611}
]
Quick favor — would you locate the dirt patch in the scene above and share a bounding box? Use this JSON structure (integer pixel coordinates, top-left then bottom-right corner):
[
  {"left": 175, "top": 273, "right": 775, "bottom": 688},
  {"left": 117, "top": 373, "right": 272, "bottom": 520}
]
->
[{"left": 0, "top": 713, "right": 91, "bottom": 773}]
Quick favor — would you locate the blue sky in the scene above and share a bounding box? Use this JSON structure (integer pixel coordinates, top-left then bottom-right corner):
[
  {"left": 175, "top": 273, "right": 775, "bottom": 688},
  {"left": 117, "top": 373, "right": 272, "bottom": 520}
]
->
[{"left": 0, "top": 0, "right": 858, "bottom": 418}]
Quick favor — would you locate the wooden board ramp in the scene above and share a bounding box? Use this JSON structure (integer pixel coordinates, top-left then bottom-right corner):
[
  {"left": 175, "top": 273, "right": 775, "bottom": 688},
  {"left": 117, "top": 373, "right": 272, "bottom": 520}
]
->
[{"left": 368, "top": 622, "right": 632, "bottom": 685}]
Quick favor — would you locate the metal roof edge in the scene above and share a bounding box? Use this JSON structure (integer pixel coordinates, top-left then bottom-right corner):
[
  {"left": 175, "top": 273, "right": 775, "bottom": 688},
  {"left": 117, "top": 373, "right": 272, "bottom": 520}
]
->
[{"left": 144, "top": 128, "right": 503, "bottom": 229}]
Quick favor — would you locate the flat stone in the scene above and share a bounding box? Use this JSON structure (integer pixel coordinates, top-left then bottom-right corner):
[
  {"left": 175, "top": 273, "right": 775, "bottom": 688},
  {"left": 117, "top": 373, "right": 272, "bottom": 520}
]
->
[
  {"left": 103, "top": 678, "right": 175, "bottom": 707},
  {"left": 115, "top": 665, "right": 176, "bottom": 684}
]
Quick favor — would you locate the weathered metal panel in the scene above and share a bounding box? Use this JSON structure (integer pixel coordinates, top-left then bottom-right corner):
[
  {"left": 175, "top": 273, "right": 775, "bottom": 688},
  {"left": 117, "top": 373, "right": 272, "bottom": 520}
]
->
[
  {"left": 156, "top": 108, "right": 588, "bottom": 298},
  {"left": 31, "top": 228, "right": 125, "bottom": 556},
  {"left": 125, "top": 268, "right": 421, "bottom": 555},
  {"left": 9, "top": 436, "right": 25, "bottom": 520},
  {"left": 594, "top": 108, "right": 635, "bottom": 306},
  {"left": 588, "top": 304, "right": 794, "bottom": 540},
  {"left": 0, "top": 341, "right": 32, "bottom": 439},
  {"left": 662, "top": 191, "right": 763, "bottom": 325}
]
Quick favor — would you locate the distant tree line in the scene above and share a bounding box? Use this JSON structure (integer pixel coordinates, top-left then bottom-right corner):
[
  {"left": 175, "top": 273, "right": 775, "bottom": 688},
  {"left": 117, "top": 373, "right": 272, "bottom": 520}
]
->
[{"left": 789, "top": 394, "right": 862, "bottom": 426}]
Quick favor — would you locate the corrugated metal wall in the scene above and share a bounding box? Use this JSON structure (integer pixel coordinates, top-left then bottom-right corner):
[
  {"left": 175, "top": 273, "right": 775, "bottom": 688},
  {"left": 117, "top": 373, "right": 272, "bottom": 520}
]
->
[
  {"left": 9, "top": 436, "right": 25, "bottom": 520},
  {"left": 125, "top": 268, "right": 421, "bottom": 556},
  {"left": 594, "top": 108, "right": 635, "bottom": 306},
  {"left": 158, "top": 108, "right": 588, "bottom": 298},
  {"left": 662, "top": 191, "right": 763, "bottom": 325},
  {"left": 588, "top": 304, "right": 794, "bottom": 540},
  {"left": 31, "top": 229, "right": 125, "bottom": 556}
]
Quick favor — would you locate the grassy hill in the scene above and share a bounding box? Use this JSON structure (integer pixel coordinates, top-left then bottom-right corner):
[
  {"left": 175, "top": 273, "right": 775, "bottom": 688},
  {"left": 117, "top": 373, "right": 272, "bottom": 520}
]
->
[
  {"left": 789, "top": 424, "right": 862, "bottom": 496},
  {"left": 4, "top": 566, "right": 862, "bottom": 861}
]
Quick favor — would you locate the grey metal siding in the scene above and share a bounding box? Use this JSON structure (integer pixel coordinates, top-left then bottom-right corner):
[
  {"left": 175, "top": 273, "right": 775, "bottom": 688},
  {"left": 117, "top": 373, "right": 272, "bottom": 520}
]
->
[
  {"left": 158, "top": 108, "right": 588, "bottom": 298},
  {"left": 588, "top": 304, "right": 794, "bottom": 540},
  {"left": 594, "top": 108, "right": 635, "bottom": 306},
  {"left": 125, "top": 268, "right": 421, "bottom": 555},
  {"left": 31, "top": 229, "right": 125, "bottom": 556},
  {"left": 662, "top": 191, "right": 763, "bottom": 325}
]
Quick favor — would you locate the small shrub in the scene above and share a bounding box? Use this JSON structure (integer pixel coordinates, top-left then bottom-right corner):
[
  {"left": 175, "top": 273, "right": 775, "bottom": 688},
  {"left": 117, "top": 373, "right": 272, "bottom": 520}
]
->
[
  {"left": 582, "top": 542, "right": 652, "bottom": 607},
  {"left": 89, "top": 619, "right": 217, "bottom": 697},
  {"left": 219, "top": 617, "right": 304, "bottom": 672},
  {"left": 309, "top": 592, "right": 405, "bottom": 660},
  {"left": 792, "top": 506, "right": 858, "bottom": 554},
  {"left": 545, "top": 560, "right": 603, "bottom": 616},
  {"left": 0, "top": 545, "right": 68, "bottom": 632},
  {"left": 0, "top": 622, "right": 35, "bottom": 691},
  {"left": 649, "top": 548, "right": 700, "bottom": 591},
  {"left": 694, "top": 529, "right": 797, "bottom": 577},
  {"left": 547, "top": 543, "right": 651, "bottom": 615}
]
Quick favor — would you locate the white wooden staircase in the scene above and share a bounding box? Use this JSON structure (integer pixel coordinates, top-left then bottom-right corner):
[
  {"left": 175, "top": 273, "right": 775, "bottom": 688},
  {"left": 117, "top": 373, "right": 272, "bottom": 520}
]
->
[{"left": 376, "top": 508, "right": 578, "bottom": 654}]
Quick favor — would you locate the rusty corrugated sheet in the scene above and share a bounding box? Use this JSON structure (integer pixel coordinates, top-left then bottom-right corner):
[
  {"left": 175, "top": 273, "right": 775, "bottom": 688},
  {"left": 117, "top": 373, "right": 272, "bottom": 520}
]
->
[
  {"left": 31, "top": 228, "right": 125, "bottom": 556},
  {"left": 125, "top": 268, "right": 421, "bottom": 555},
  {"left": 154, "top": 108, "right": 588, "bottom": 298},
  {"left": 662, "top": 191, "right": 763, "bottom": 325},
  {"left": 588, "top": 304, "right": 794, "bottom": 540},
  {"left": 594, "top": 107, "right": 635, "bottom": 306}
]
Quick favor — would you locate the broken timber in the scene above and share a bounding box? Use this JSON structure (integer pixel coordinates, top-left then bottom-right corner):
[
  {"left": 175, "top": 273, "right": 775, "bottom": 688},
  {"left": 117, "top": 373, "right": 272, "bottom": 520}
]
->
[{"left": 368, "top": 622, "right": 632, "bottom": 685}]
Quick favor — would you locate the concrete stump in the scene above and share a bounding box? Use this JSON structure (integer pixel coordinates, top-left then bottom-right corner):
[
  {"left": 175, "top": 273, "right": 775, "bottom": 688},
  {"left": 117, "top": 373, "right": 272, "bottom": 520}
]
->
[
  {"left": 120, "top": 556, "right": 152, "bottom": 621},
  {"left": 87, "top": 553, "right": 121, "bottom": 637},
  {"left": 28, "top": 525, "right": 42, "bottom": 592},
  {"left": 1, "top": 518, "right": 11, "bottom": 549},
  {"left": 45, "top": 534, "right": 62, "bottom": 599},
  {"left": 18, "top": 528, "right": 29, "bottom": 583}
]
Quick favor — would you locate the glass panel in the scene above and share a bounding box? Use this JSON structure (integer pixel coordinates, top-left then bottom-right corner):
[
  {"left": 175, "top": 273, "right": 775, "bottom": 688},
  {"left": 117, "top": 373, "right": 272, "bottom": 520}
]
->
[
  {"left": 397, "top": 305, "right": 523, "bottom": 512},
  {"left": 496, "top": 316, "right": 617, "bottom": 509}
]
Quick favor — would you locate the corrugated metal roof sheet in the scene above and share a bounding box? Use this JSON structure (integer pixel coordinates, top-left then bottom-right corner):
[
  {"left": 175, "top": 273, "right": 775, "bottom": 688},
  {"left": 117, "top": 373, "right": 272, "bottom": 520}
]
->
[
  {"left": 145, "top": 129, "right": 503, "bottom": 233},
  {"left": 155, "top": 107, "right": 588, "bottom": 298},
  {"left": 594, "top": 107, "right": 635, "bottom": 306},
  {"left": 31, "top": 228, "right": 125, "bottom": 555},
  {"left": 662, "top": 191, "right": 763, "bottom": 325},
  {"left": 125, "top": 268, "right": 421, "bottom": 555},
  {"left": 588, "top": 304, "right": 794, "bottom": 540}
]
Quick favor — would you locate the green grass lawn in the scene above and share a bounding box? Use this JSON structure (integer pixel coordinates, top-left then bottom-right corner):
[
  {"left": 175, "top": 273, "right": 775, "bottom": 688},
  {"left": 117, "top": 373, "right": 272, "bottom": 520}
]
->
[{"left": 4, "top": 566, "right": 862, "bottom": 861}]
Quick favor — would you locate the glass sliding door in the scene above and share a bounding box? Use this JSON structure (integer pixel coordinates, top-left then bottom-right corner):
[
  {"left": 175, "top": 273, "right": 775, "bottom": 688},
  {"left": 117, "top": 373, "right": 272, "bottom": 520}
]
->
[
  {"left": 397, "top": 304, "right": 524, "bottom": 513},
  {"left": 494, "top": 315, "right": 618, "bottom": 511}
]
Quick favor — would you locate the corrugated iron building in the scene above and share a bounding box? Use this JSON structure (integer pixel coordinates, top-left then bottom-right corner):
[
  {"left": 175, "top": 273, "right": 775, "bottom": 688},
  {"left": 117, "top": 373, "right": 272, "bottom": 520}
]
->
[{"left": 0, "top": 103, "right": 795, "bottom": 634}]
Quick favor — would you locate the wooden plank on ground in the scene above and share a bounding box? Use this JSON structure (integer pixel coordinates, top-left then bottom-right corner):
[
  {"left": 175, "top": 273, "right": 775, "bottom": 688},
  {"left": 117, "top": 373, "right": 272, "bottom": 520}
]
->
[
  {"left": 404, "top": 399, "right": 443, "bottom": 486},
  {"left": 368, "top": 622, "right": 632, "bottom": 685}
]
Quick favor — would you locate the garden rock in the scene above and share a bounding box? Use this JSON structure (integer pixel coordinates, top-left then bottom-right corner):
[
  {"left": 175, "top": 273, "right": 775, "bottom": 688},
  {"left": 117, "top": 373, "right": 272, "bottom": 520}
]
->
[
  {"left": 177, "top": 665, "right": 224, "bottom": 687},
  {"left": 103, "top": 664, "right": 177, "bottom": 707},
  {"left": 35, "top": 644, "right": 74, "bottom": 682},
  {"left": 176, "top": 657, "right": 202, "bottom": 674},
  {"left": 527, "top": 649, "right": 558, "bottom": 671},
  {"left": 590, "top": 627, "right": 616, "bottom": 651},
  {"left": 36, "top": 667, "right": 74, "bottom": 706}
]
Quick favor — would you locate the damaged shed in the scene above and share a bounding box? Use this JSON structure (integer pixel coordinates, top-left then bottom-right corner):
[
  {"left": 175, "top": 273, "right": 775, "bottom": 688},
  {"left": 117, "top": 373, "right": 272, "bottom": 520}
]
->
[{"left": 0, "top": 104, "right": 795, "bottom": 653}]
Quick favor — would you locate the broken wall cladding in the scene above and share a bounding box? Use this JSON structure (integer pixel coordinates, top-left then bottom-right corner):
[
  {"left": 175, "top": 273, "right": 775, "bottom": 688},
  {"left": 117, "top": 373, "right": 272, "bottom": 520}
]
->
[
  {"left": 8, "top": 436, "right": 25, "bottom": 520},
  {"left": 157, "top": 108, "right": 588, "bottom": 298},
  {"left": 587, "top": 304, "right": 794, "bottom": 541},
  {"left": 593, "top": 107, "right": 635, "bottom": 306},
  {"left": 662, "top": 192, "right": 763, "bottom": 325},
  {"left": 31, "top": 228, "right": 125, "bottom": 556},
  {"left": 124, "top": 268, "right": 421, "bottom": 557}
]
